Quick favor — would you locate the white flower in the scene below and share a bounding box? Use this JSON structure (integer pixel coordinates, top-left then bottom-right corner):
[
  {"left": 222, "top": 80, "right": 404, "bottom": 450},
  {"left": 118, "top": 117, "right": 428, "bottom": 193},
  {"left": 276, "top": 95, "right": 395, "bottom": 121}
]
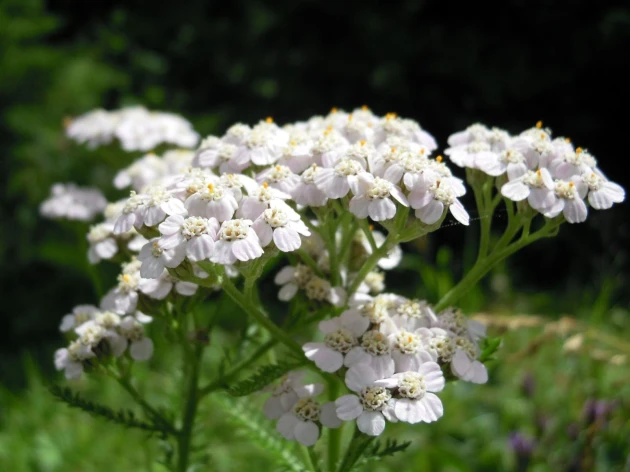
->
[
  {"left": 314, "top": 158, "right": 365, "bottom": 199},
  {"left": 543, "top": 179, "right": 588, "bottom": 223},
  {"left": 349, "top": 172, "right": 409, "bottom": 221},
  {"left": 276, "top": 384, "right": 339, "bottom": 446},
  {"left": 238, "top": 183, "right": 291, "bottom": 220},
  {"left": 291, "top": 164, "right": 328, "bottom": 207},
  {"left": 65, "top": 109, "right": 118, "bottom": 148},
  {"left": 446, "top": 123, "right": 491, "bottom": 148},
  {"left": 114, "top": 186, "right": 186, "bottom": 234},
  {"left": 113, "top": 153, "right": 166, "bottom": 191},
  {"left": 59, "top": 305, "right": 100, "bottom": 332},
  {"left": 138, "top": 238, "right": 187, "bottom": 278},
  {"left": 256, "top": 165, "right": 300, "bottom": 194},
  {"left": 446, "top": 141, "right": 497, "bottom": 169},
  {"left": 263, "top": 371, "right": 307, "bottom": 419},
  {"left": 450, "top": 349, "right": 488, "bottom": 384},
  {"left": 311, "top": 128, "right": 350, "bottom": 167},
  {"left": 407, "top": 174, "right": 469, "bottom": 225},
  {"left": 139, "top": 270, "right": 198, "bottom": 299},
  {"left": 303, "top": 276, "right": 347, "bottom": 307},
  {"left": 475, "top": 147, "right": 530, "bottom": 180},
  {"left": 234, "top": 119, "right": 288, "bottom": 166},
  {"left": 87, "top": 223, "right": 118, "bottom": 264},
  {"left": 185, "top": 181, "right": 239, "bottom": 222},
  {"left": 252, "top": 204, "right": 310, "bottom": 252},
  {"left": 336, "top": 364, "right": 397, "bottom": 436},
  {"left": 277, "top": 130, "right": 315, "bottom": 173},
  {"left": 211, "top": 219, "right": 264, "bottom": 264},
  {"left": 40, "top": 183, "right": 107, "bottom": 222},
  {"left": 193, "top": 137, "right": 249, "bottom": 173},
  {"left": 578, "top": 172, "right": 625, "bottom": 210},
  {"left": 274, "top": 264, "right": 314, "bottom": 301},
  {"left": 55, "top": 341, "right": 95, "bottom": 379},
  {"left": 375, "top": 362, "right": 445, "bottom": 424},
  {"left": 500, "top": 168, "right": 556, "bottom": 212},
  {"left": 302, "top": 316, "right": 367, "bottom": 373},
  {"left": 101, "top": 260, "right": 143, "bottom": 314},
  {"left": 159, "top": 214, "right": 219, "bottom": 262},
  {"left": 117, "top": 316, "right": 154, "bottom": 361},
  {"left": 548, "top": 146, "right": 597, "bottom": 180},
  {"left": 389, "top": 298, "right": 436, "bottom": 333}
]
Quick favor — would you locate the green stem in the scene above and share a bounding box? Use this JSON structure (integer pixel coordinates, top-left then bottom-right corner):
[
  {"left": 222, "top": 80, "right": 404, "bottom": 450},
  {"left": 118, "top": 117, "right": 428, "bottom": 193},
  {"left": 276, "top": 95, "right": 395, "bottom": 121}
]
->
[
  {"left": 298, "top": 248, "right": 326, "bottom": 277},
  {"left": 474, "top": 179, "right": 494, "bottom": 260},
  {"left": 300, "top": 445, "right": 318, "bottom": 472},
  {"left": 347, "top": 235, "right": 394, "bottom": 295},
  {"left": 116, "top": 376, "right": 177, "bottom": 435},
  {"left": 177, "top": 343, "right": 204, "bottom": 472},
  {"left": 326, "top": 379, "right": 342, "bottom": 471},
  {"left": 434, "top": 218, "right": 563, "bottom": 311},
  {"left": 222, "top": 277, "right": 303, "bottom": 356}
]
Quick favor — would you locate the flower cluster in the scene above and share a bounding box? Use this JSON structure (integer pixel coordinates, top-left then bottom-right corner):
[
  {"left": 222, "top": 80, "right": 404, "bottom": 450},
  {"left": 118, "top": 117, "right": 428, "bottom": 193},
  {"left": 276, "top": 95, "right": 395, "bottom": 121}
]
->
[
  {"left": 445, "top": 122, "right": 625, "bottom": 223},
  {"left": 302, "top": 294, "right": 487, "bottom": 437},
  {"left": 262, "top": 372, "right": 341, "bottom": 446},
  {"left": 40, "top": 183, "right": 107, "bottom": 222},
  {"left": 66, "top": 106, "right": 199, "bottom": 151},
  {"left": 55, "top": 305, "right": 153, "bottom": 379}
]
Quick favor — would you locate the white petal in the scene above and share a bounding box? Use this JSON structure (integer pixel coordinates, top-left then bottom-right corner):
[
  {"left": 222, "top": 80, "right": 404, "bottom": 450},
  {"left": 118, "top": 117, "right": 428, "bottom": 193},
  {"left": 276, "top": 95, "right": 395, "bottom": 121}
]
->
[
  {"left": 276, "top": 413, "right": 299, "bottom": 440},
  {"left": 274, "top": 266, "right": 295, "bottom": 285},
  {"left": 449, "top": 200, "right": 469, "bottom": 225},
  {"left": 159, "top": 214, "right": 185, "bottom": 235},
  {"left": 303, "top": 344, "right": 344, "bottom": 373},
  {"left": 231, "top": 235, "right": 263, "bottom": 261},
  {"left": 278, "top": 283, "right": 298, "bottom": 301},
  {"left": 357, "top": 411, "right": 386, "bottom": 436},
  {"left": 420, "top": 392, "right": 444, "bottom": 422},
  {"left": 186, "top": 235, "right": 215, "bottom": 262},
  {"left": 320, "top": 402, "right": 342, "bottom": 428},
  {"left": 294, "top": 421, "right": 319, "bottom": 446},
  {"left": 140, "top": 256, "right": 165, "bottom": 279},
  {"left": 344, "top": 347, "right": 372, "bottom": 367},
  {"left": 417, "top": 362, "right": 445, "bottom": 392},
  {"left": 59, "top": 315, "right": 76, "bottom": 332},
  {"left": 273, "top": 226, "right": 302, "bottom": 252},
  {"left": 175, "top": 281, "right": 198, "bottom": 296},
  {"left": 563, "top": 198, "right": 587, "bottom": 224},
  {"left": 335, "top": 395, "right": 363, "bottom": 421},
  {"left": 370, "top": 355, "right": 395, "bottom": 379},
  {"left": 415, "top": 199, "right": 444, "bottom": 224},
  {"left": 252, "top": 220, "right": 273, "bottom": 247},
  {"left": 130, "top": 338, "right": 154, "bottom": 361},
  {"left": 349, "top": 196, "right": 370, "bottom": 218},
  {"left": 368, "top": 198, "right": 396, "bottom": 221},
  {"left": 340, "top": 310, "right": 370, "bottom": 336},
  {"left": 394, "top": 398, "right": 424, "bottom": 424},
  {"left": 501, "top": 181, "right": 529, "bottom": 201},
  {"left": 263, "top": 397, "right": 286, "bottom": 420},
  {"left": 345, "top": 363, "right": 377, "bottom": 392},
  {"left": 211, "top": 240, "right": 237, "bottom": 264}
]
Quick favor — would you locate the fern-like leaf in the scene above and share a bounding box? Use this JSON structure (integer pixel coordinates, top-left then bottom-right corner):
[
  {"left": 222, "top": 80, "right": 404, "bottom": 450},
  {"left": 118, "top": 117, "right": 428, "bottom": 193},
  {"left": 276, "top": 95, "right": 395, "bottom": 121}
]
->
[
  {"left": 49, "top": 384, "right": 171, "bottom": 437},
  {"left": 214, "top": 394, "right": 306, "bottom": 472},
  {"left": 226, "top": 361, "right": 304, "bottom": 397},
  {"left": 349, "top": 438, "right": 412, "bottom": 471},
  {"left": 479, "top": 336, "right": 502, "bottom": 363}
]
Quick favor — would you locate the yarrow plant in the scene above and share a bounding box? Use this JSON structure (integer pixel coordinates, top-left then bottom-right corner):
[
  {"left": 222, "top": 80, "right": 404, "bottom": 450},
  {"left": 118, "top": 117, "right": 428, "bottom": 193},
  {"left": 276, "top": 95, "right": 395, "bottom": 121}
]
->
[{"left": 43, "top": 106, "right": 624, "bottom": 471}]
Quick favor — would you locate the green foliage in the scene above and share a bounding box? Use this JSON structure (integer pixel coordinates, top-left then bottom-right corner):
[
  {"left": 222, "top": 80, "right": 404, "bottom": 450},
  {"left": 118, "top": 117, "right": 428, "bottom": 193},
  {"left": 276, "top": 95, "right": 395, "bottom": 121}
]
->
[
  {"left": 213, "top": 395, "right": 306, "bottom": 472},
  {"left": 478, "top": 337, "right": 502, "bottom": 363},
  {"left": 226, "top": 361, "right": 305, "bottom": 397},
  {"left": 350, "top": 438, "right": 413, "bottom": 471},
  {"left": 49, "top": 384, "right": 171, "bottom": 437}
]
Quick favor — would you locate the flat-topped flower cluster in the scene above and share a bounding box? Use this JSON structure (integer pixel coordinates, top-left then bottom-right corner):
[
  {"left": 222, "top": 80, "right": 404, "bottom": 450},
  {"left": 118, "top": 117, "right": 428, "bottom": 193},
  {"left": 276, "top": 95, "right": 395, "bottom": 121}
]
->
[
  {"left": 46, "top": 106, "right": 625, "bottom": 456},
  {"left": 445, "top": 122, "right": 624, "bottom": 223}
]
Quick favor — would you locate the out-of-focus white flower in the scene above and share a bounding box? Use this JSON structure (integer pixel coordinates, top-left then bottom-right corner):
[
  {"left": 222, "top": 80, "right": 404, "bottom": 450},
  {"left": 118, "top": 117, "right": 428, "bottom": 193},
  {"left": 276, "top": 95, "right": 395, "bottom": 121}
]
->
[
  {"left": 139, "top": 270, "right": 198, "bottom": 299},
  {"left": 274, "top": 264, "right": 314, "bottom": 301},
  {"left": 101, "top": 259, "right": 143, "bottom": 315},
  {"left": 55, "top": 341, "right": 95, "bottom": 379},
  {"left": 349, "top": 173, "right": 408, "bottom": 221},
  {"left": 303, "top": 277, "right": 346, "bottom": 307},
  {"left": 40, "top": 183, "right": 107, "bottom": 222},
  {"left": 114, "top": 186, "right": 186, "bottom": 234},
  {"left": 65, "top": 109, "right": 118, "bottom": 148},
  {"left": 263, "top": 371, "right": 307, "bottom": 419},
  {"left": 234, "top": 119, "right": 288, "bottom": 166},
  {"left": 87, "top": 223, "right": 118, "bottom": 264},
  {"left": 117, "top": 316, "right": 154, "bottom": 361},
  {"left": 59, "top": 305, "right": 100, "bottom": 332}
]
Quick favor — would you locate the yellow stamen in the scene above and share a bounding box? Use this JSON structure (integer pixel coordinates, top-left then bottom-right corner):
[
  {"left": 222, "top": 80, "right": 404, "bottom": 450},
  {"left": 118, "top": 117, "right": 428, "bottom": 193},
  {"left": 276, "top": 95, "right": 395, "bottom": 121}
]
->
[
  {"left": 275, "top": 165, "right": 281, "bottom": 171},
  {"left": 359, "top": 140, "right": 366, "bottom": 146},
  {"left": 436, "top": 155, "right": 443, "bottom": 163},
  {"left": 536, "top": 120, "right": 543, "bottom": 129},
  {"left": 536, "top": 169, "right": 542, "bottom": 176},
  {"left": 368, "top": 225, "right": 374, "bottom": 231},
  {"left": 565, "top": 137, "right": 571, "bottom": 143},
  {"left": 330, "top": 107, "right": 338, "bottom": 114},
  {"left": 348, "top": 114, "right": 353, "bottom": 121},
  {"left": 390, "top": 147, "right": 397, "bottom": 153},
  {"left": 265, "top": 116, "right": 273, "bottom": 124},
  {"left": 576, "top": 147, "right": 583, "bottom": 154},
  {"left": 207, "top": 183, "right": 214, "bottom": 192},
  {"left": 262, "top": 182, "right": 269, "bottom": 188},
  {"left": 361, "top": 105, "right": 369, "bottom": 111},
  {"left": 122, "top": 274, "right": 131, "bottom": 283},
  {"left": 569, "top": 182, "right": 575, "bottom": 187}
]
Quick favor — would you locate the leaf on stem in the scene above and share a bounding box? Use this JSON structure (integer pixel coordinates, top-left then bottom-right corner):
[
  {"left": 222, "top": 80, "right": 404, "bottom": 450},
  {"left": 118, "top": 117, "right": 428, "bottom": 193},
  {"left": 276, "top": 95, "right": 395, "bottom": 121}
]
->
[
  {"left": 49, "top": 384, "right": 172, "bottom": 437},
  {"left": 478, "top": 336, "right": 502, "bottom": 363},
  {"left": 226, "top": 361, "right": 305, "bottom": 397}
]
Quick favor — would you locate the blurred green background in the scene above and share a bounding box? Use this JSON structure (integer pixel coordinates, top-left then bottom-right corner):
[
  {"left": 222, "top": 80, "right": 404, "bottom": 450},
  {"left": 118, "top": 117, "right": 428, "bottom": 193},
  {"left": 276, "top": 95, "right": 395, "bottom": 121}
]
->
[{"left": 1, "top": 0, "right": 629, "bottom": 470}]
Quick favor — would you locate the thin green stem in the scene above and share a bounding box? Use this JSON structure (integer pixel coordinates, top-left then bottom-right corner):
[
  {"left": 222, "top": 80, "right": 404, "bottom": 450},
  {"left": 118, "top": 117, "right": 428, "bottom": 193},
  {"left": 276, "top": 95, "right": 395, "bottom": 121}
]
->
[
  {"left": 434, "top": 217, "right": 563, "bottom": 311},
  {"left": 298, "top": 248, "right": 326, "bottom": 277},
  {"left": 357, "top": 219, "right": 378, "bottom": 252},
  {"left": 222, "top": 277, "right": 303, "bottom": 356},
  {"left": 347, "top": 234, "right": 394, "bottom": 295},
  {"left": 116, "top": 375, "right": 177, "bottom": 435},
  {"left": 326, "top": 379, "right": 342, "bottom": 471},
  {"left": 177, "top": 343, "right": 204, "bottom": 472},
  {"left": 300, "top": 445, "right": 319, "bottom": 472}
]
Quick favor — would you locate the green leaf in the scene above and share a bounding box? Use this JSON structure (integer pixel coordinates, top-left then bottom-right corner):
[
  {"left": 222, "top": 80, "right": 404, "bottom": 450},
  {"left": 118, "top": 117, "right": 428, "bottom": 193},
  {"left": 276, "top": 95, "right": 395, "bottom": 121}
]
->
[
  {"left": 226, "top": 361, "right": 305, "bottom": 397},
  {"left": 350, "top": 438, "right": 413, "bottom": 471},
  {"left": 49, "top": 384, "right": 172, "bottom": 437},
  {"left": 214, "top": 395, "right": 305, "bottom": 472},
  {"left": 479, "top": 336, "right": 502, "bottom": 363}
]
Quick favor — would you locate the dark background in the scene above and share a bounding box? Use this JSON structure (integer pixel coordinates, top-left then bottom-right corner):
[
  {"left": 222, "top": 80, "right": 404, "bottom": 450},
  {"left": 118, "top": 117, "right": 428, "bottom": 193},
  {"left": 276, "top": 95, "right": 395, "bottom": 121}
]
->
[{"left": 1, "top": 0, "right": 628, "bottom": 384}]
